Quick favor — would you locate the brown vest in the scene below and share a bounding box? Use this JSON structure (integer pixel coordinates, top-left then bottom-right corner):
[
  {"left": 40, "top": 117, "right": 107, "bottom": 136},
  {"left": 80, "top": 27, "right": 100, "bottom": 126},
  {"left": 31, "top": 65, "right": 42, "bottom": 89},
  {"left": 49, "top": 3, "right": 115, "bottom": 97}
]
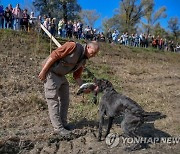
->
[{"left": 50, "top": 43, "right": 87, "bottom": 76}]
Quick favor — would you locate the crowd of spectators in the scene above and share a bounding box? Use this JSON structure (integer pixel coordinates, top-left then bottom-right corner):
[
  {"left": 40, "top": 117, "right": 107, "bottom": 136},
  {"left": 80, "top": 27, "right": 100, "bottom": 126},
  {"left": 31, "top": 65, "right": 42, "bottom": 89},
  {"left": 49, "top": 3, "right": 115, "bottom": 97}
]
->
[
  {"left": 0, "top": 4, "right": 36, "bottom": 31},
  {"left": 40, "top": 15, "right": 107, "bottom": 42},
  {"left": 116, "top": 31, "right": 179, "bottom": 52},
  {"left": 0, "top": 3, "right": 179, "bottom": 52},
  {"left": 105, "top": 30, "right": 179, "bottom": 52}
]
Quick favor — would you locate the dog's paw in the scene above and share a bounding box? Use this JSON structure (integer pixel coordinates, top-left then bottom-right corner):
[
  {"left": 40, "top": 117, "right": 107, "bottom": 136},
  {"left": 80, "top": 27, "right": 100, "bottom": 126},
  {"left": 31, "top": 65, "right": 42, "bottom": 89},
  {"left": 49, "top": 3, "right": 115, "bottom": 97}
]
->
[
  {"left": 124, "top": 143, "right": 142, "bottom": 151},
  {"left": 97, "top": 139, "right": 101, "bottom": 142},
  {"left": 97, "top": 137, "right": 102, "bottom": 142}
]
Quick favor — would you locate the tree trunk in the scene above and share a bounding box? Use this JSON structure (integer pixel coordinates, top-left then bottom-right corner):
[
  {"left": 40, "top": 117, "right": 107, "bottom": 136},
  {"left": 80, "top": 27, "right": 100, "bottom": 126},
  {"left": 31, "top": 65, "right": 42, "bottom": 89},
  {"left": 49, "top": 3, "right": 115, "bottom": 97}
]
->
[{"left": 62, "top": 2, "right": 67, "bottom": 23}]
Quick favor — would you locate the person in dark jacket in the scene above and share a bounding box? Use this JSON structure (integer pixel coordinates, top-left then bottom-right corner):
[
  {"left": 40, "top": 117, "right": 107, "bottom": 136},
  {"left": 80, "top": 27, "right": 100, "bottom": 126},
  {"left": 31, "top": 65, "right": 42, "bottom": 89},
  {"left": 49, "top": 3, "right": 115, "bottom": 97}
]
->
[
  {"left": 4, "top": 7, "right": 12, "bottom": 29},
  {"left": 21, "top": 9, "right": 29, "bottom": 31}
]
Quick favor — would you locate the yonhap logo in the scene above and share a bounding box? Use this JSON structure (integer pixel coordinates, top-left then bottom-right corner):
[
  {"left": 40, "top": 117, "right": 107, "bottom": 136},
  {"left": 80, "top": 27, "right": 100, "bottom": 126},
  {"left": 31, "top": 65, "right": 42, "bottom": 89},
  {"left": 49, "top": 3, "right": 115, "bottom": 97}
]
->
[
  {"left": 122, "top": 136, "right": 180, "bottom": 144},
  {"left": 105, "top": 133, "right": 120, "bottom": 148},
  {"left": 105, "top": 133, "right": 180, "bottom": 148}
]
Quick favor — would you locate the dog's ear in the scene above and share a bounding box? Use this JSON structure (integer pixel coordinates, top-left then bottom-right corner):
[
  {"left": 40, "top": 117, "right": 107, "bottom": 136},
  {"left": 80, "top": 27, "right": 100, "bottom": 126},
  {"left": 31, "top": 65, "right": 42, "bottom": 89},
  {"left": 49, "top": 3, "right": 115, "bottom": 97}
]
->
[
  {"left": 96, "top": 78, "right": 105, "bottom": 85},
  {"left": 105, "top": 80, "right": 113, "bottom": 88}
]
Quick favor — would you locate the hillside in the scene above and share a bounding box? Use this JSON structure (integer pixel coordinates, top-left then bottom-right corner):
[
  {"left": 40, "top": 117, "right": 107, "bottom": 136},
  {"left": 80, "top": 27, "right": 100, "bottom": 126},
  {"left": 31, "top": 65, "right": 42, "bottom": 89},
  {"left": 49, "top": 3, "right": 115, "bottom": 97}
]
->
[{"left": 0, "top": 30, "right": 180, "bottom": 154}]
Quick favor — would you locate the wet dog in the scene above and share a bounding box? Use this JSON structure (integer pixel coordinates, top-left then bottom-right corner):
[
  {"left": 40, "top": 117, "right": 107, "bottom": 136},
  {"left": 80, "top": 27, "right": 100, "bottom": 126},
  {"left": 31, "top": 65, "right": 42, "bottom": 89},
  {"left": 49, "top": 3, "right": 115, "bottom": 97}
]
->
[{"left": 95, "top": 79, "right": 162, "bottom": 151}]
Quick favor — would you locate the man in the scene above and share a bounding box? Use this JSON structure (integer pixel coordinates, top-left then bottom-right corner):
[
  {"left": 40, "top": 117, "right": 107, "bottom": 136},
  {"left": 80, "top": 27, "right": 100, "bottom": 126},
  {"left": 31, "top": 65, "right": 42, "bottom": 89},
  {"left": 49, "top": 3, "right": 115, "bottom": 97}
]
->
[{"left": 39, "top": 41, "right": 99, "bottom": 136}]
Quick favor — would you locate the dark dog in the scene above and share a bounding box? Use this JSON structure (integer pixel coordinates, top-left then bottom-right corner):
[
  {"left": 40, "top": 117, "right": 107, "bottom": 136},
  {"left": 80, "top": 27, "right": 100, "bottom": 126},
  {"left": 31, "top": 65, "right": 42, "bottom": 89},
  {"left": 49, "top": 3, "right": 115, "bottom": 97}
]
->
[{"left": 95, "top": 79, "right": 162, "bottom": 151}]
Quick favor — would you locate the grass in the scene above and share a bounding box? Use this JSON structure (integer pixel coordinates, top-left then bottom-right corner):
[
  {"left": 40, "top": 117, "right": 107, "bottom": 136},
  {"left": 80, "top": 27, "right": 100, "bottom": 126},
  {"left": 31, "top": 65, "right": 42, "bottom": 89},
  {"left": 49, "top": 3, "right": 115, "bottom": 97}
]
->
[
  {"left": 69, "top": 101, "right": 98, "bottom": 122},
  {"left": 0, "top": 29, "right": 180, "bottom": 144},
  {"left": 128, "top": 67, "right": 149, "bottom": 76}
]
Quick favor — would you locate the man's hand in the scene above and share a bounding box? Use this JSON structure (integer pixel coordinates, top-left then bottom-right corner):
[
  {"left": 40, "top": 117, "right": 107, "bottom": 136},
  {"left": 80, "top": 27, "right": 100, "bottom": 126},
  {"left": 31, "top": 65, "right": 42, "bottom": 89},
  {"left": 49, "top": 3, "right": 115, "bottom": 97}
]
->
[
  {"left": 94, "top": 85, "right": 99, "bottom": 92},
  {"left": 38, "top": 70, "right": 47, "bottom": 81},
  {"left": 39, "top": 56, "right": 56, "bottom": 81}
]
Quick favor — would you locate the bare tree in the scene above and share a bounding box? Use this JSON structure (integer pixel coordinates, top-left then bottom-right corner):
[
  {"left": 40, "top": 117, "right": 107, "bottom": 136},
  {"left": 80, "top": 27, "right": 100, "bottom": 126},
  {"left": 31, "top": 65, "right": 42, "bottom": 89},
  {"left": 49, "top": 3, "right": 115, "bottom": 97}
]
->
[
  {"left": 102, "top": 16, "right": 121, "bottom": 33},
  {"left": 103, "top": 0, "right": 153, "bottom": 33},
  {"left": 24, "top": 0, "right": 36, "bottom": 13},
  {"left": 142, "top": 0, "right": 166, "bottom": 35},
  {"left": 80, "top": 9, "right": 100, "bottom": 28},
  {"left": 168, "top": 17, "right": 180, "bottom": 40},
  {"left": 122, "top": 0, "right": 153, "bottom": 31},
  {"left": 153, "top": 22, "right": 168, "bottom": 38}
]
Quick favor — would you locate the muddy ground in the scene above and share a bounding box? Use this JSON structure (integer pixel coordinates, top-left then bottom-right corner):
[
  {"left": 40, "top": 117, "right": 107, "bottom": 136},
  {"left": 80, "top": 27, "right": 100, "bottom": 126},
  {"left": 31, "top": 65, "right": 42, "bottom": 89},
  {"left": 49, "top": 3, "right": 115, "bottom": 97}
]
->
[{"left": 0, "top": 30, "right": 180, "bottom": 154}]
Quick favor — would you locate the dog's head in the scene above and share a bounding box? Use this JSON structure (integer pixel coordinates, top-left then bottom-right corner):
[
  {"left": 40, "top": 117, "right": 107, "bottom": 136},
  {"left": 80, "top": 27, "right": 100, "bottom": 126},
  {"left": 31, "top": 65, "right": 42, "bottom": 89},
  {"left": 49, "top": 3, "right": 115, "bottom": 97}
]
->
[{"left": 95, "top": 78, "right": 113, "bottom": 92}]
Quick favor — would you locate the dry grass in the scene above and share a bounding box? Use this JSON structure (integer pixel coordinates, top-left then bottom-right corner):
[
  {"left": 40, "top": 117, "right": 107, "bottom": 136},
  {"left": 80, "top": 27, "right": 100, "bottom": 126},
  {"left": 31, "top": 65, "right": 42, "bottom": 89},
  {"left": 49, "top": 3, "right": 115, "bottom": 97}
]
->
[{"left": 0, "top": 30, "right": 180, "bottom": 153}]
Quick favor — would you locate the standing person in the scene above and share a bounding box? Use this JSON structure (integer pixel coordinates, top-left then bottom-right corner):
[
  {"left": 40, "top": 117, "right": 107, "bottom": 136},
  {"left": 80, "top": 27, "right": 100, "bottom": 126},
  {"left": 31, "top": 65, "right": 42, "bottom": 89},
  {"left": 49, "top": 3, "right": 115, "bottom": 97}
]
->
[
  {"left": 84, "top": 26, "right": 91, "bottom": 40},
  {"left": 12, "top": 4, "right": 22, "bottom": 30},
  {"left": 0, "top": 5, "right": 4, "bottom": 29},
  {"left": 43, "top": 17, "right": 49, "bottom": 29},
  {"left": 4, "top": 7, "right": 12, "bottom": 29},
  {"left": 66, "top": 20, "right": 73, "bottom": 38},
  {"left": 58, "top": 19, "right": 64, "bottom": 37},
  {"left": 106, "top": 30, "right": 112, "bottom": 43},
  {"left": 163, "top": 38, "right": 168, "bottom": 51},
  {"left": 29, "top": 12, "right": 37, "bottom": 31},
  {"left": 50, "top": 18, "right": 56, "bottom": 36},
  {"left": 39, "top": 41, "right": 99, "bottom": 136},
  {"left": 21, "top": 9, "right": 30, "bottom": 31},
  {"left": 158, "top": 38, "right": 163, "bottom": 50},
  {"left": 124, "top": 32, "right": 129, "bottom": 46},
  {"left": 8, "top": 4, "right": 13, "bottom": 29},
  {"left": 112, "top": 30, "right": 119, "bottom": 44},
  {"left": 73, "top": 21, "right": 78, "bottom": 39},
  {"left": 77, "top": 21, "right": 83, "bottom": 39}
]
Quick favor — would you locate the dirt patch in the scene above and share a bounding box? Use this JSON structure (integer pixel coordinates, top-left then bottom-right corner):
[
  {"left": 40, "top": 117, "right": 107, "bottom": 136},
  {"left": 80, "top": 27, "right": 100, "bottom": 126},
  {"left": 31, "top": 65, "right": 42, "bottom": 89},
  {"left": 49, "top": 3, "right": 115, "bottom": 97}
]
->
[{"left": 0, "top": 30, "right": 180, "bottom": 153}]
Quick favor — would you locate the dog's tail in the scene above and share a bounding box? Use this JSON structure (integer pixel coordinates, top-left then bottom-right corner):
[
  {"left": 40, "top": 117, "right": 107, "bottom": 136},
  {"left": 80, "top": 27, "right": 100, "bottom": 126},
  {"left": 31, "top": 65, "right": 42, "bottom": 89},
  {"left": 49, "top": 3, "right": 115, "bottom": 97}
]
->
[
  {"left": 142, "top": 111, "right": 161, "bottom": 117},
  {"left": 142, "top": 111, "right": 166, "bottom": 122}
]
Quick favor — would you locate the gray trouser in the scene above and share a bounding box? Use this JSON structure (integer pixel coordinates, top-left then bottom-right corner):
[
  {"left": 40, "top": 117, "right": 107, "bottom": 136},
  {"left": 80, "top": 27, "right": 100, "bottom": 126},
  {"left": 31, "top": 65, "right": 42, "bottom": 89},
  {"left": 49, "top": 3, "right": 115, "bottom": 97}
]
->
[{"left": 44, "top": 71, "right": 69, "bottom": 131}]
